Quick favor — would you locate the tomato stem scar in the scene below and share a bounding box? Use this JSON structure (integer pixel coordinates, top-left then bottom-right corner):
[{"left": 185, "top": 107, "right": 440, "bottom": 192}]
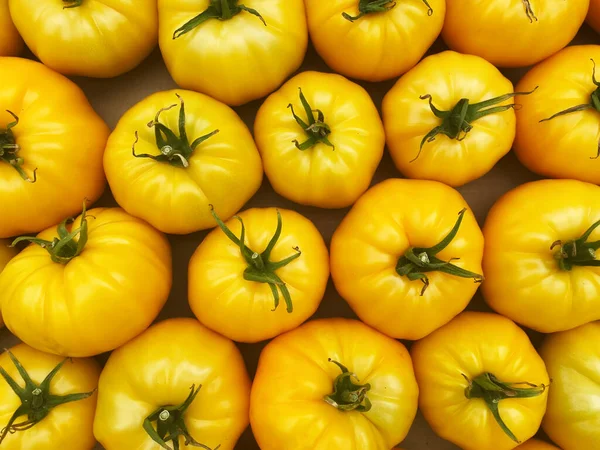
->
[
  {"left": 288, "top": 88, "right": 335, "bottom": 151},
  {"left": 552, "top": 218, "right": 600, "bottom": 271},
  {"left": 62, "top": 0, "right": 83, "bottom": 8},
  {"left": 342, "top": 0, "right": 433, "bottom": 22},
  {"left": 0, "top": 110, "right": 37, "bottom": 183},
  {"left": 324, "top": 359, "right": 372, "bottom": 412}
]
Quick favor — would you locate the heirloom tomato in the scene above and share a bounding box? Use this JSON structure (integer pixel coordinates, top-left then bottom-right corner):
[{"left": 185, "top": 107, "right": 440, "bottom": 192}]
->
[
  {"left": 9, "top": 0, "right": 157, "bottom": 77},
  {"left": 254, "top": 71, "right": 384, "bottom": 208},
  {"left": 412, "top": 312, "right": 549, "bottom": 450},
  {"left": 104, "top": 89, "right": 263, "bottom": 234},
  {"left": 0, "top": 239, "right": 16, "bottom": 328},
  {"left": 189, "top": 207, "right": 329, "bottom": 343},
  {"left": 442, "top": 0, "right": 588, "bottom": 67},
  {"left": 589, "top": 0, "right": 600, "bottom": 33},
  {"left": 0, "top": 207, "right": 172, "bottom": 357},
  {"left": 94, "top": 318, "right": 250, "bottom": 450},
  {"left": 541, "top": 322, "right": 600, "bottom": 450},
  {"left": 158, "top": 0, "right": 307, "bottom": 106},
  {"left": 515, "top": 440, "right": 560, "bottom": 450},
  {"left": 330, "top": 179, "right": 483, "bottom": 340},
  {"left": 514, "top": 45, "right": 600, "bottom": 184},
  {"left": 383, "top": 51, "right": 530, "bottom": 186},
  {"left": 250, "top": 318, "right": 419, "bottom": 450},
  {"left": 0, "top": 58, "right": 108, "bottom": 238},
  {"left": 0, "top": 0, "right": 22, "bottom": 56},
  {"left": 304, "top": 0, "right": 445, "bottom": 81},
  {"left": 483, "top": 179, "right": 600, "bottom": 333},
  {"left": 0, "top": 344, "right": 100, "bottom": 450}
]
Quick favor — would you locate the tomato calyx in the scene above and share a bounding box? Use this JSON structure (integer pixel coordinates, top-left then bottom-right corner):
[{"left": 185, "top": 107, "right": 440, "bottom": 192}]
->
[
  {"left": 211, "top": 207, "right": 302, "bottom": 313},
  {"left": 288, "top": 88, "right": 335, "bottom": 151},
  {"left": 0, "top": 350, "right": 95, "bottom": 444},
  {"left": 173, "top": 0, "right": 266, "bottom": 39},
  {"left": 11, "top": 202, "right": 91, "bottom": 264},
  {"left": 396, "top": 208, "right": 483, "bottom": 296},
  {"left": 463, "top": 373, "right": 547, "bottom": 444},
  {"left": 522, "top": 0, "right": 538, "bottom": 23},
  {"left": 342, "top": 0, "right": 433, "bottom": 22},
  {"left": 62, "top": 0, "right": 83, "bottom": 8},
  {"left": 132, "top": 94, "right": 219, "bottom": 169},
  {"left": 540, "top": 59, "right": 600, "bottom": 159},
  {"left": 143, "top": 384, "right": 219, "bottom": 450},
  {"left": 0, "top": 110, "right": 37, "bottom": 183},
  {"left": 551, "top": 218, "right": 600, "bottom": 271},
  {"left": 323, "top": 359, "right": 372, "bottom": 412},
  {"left": 415, "top": 88, "right": 537, "bottom": 162}
]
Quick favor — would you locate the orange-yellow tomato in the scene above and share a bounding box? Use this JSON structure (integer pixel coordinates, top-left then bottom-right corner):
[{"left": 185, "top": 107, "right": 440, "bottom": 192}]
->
[
  {"left": 443, "top": 0, "right": 589, "bottom": 67},
  {"left": 514, "top": 45, "right": 600, "bottom": 184},
  {"left": 9, "top": 0, "right": 157, "bottom": 77},
  {"left": 588, "top": 0, "right": 600, "bottom": 33},
  {"left": 515, "top": 439, "right": 561, "bottom": 450},
  {"left": 383, "top": 51, "right": 521, "bottom": 186},
  {"left": 104, "top": 89, "right": 263, "bottom": 234},
  {"left": 0, "top": 57, "right": 108, "bottom": 239},
  {"left": 0, "top": 208, "right": 172, "bottom": 357},
  {"left": 0, "top": 240, "right": 16, "bottom": 328},
  {"left": 94, "top": 318, "right": 250, "bottom": 450},
  {"left": 412, "top": 312, "right": 550, "bottom": 450},
  {"left": 0, "top": 344, "right": 100, "bottom": 450},
  {"left": 158, "top": 0, "right": 307, "bottom": 106},
  {"left": 251, "top": 318, "right": 419, "bottom": 450},
  {"left": 254, "top": 71, "right": 384, "bottom": 208},
  {"left": 331, "top": 179, "right": 483, "bottom": 340},
  {"left": 482, "top": 179, "right": 600, "bottom": 333},
  {"left": 304, "top": 0, "right": 445, "bottom": 81},
  {"left": 189, "top": 207, "right": 329, "bottom": 343},
  {"left": 0, "top": 0, "right": 22, "bottom": 56}
]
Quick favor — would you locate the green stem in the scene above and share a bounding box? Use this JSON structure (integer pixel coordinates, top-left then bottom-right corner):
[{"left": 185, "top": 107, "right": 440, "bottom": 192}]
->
[
  {"left": 132, "top": 94, "right": 219, "bottom": 168},
  {"left": 62, "top": 0, "right": 83, "bottom": 8},
  {"left": 342, "top": 0, "right": 433, "bottom": 21},
  {"left": 551, "top": 218, "right": 600, "bottom": 271},
  {"left": 415, "top": 88, "right": 537, "bottom": 162},
  {"left": 323, "top": 359, "right": 372, "bottom": 412},
  {"left": 522, "top": 0, "right": 538, "bottom": 22},
  {"left": 211, "top": 207, "right": 301, "bottom": 313},
  {"left": 288, "top": 88, "right": 334, "bottom": 151},
  {"left": 11, "top": 202, "right": 91, "bottom": 264},
  {"left": 0, "top": 350, "right": 95, "bottom": 444},
  {"left": 463, "top": 373, "right": 547, "bottom": 443},
  {"left": 173, "top": 0, "right": 266, "bottom": 39},
  {"left": 396, "top": 209, "right": 483, "bottom": 295},
  {"left": 0, "top": 111, "right": 37, "bottom": 183}
]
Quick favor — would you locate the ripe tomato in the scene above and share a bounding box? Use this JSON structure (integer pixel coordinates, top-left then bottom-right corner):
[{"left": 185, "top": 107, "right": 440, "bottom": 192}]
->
[
  {"left": 482, "top": 179, "right": 600, "bottom": 333},
  {"left": 254, "top": 71, "right": 384, "bottom": 208},
  {"left": 250, "top": 318, "right": 419, "bottom": 450},
  {"left": 443, "top": 0, "right": 588, "bottom": 67},
  {"left": 0, "top": 0, "right": 22, "bottom": 56},
  {"left": 0, "top": 240, "right": 16, "bottom": 329},
  {"left": 514, "top": 45, "right": 600, "bottom": 184},
  {"left": 0, "top": 58, "right": 108, "bottom": 239},
  {"left": 304, "top": 0, "right": 445, "bottom": 81},
  {"left": 515, "top": 439, "right": 561, "bottom": 450},
  {"left": 9, "top": 0, "right": 157, "bottom": 77},
  {"left": 0, "top": 344, "right": 100, "bottom": 450},
  {"left": 189, "top": 207, "right": 329, "bottom": 343},
  {"left": 104, "top": 89, "right": 263, "bottom": 234},
  {"left": 330, "top": 179, "right": 483, "bottom": 340},
  {"left": 158, "top": 0, "right": 307, "bottom": 106},
  {"left": 383, "top": 51, "right": 532, "bottom": 186},
  {"left": 540, "top": 322, "right": 600, "bottom": 450},
  {"left": 0, "top": 207, "right": 172, "bottom": 357},
  {"left": 94, "top": 318, "right": 250, "bottom": 450},
  {"left": 412, "top": 312, "right": 549, "bottom": 450},
  {"left": 589, "top": 0, "right": 600, "bottom": 33}
]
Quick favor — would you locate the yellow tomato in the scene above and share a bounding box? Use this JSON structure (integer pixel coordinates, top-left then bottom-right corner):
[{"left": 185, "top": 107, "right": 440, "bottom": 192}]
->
[
  {"left": 589, "top": 0, "right": 600, "bottom": 33},
  {"left": 104, "top": 89, "right": 263, "bottom": 234},
  {"left": 0, "top": 58, "right": 108, "bottom": 239},
  {"left": 515, "top": 439, "right": 561, "bottom": 450},
  {"left": 9, "top": 0, "right": 157, "bottom": 77},
  {"left": 304, "top": 0, "right": 445, "bottom": 81},
  {"left": 331, "top": 179, "right": 483, "bottom": 340},
  {"left": 250, "top": 318, "right": 419, "bottom": 450},
  {"left": 189, "top": 207, "right": 329, "bottom": 343},
  {"left": 254, "top": 71, "right": 384, "bottom": 208},
  {"left": 0, "top": 239, "right": 16, "bottom": 328},
  {"left": 442, "top": 0, "right": 588, "bottom": 67},
  {"left": 541, "top": 322, "right": 600, "bottom": 450},
  {"left": 0, "top": 0, "right": 22, "bottom": 56},
  {"left": 382, "top": 51, "right": 527, "bottom": 187},
  {"left": 94, "top": 318, "right": 250, "bottom": 450},
  {"left": 0, "top": 207, "right": 172, "bottom": 357},
  {"left": 412, "top": 312, "right": 549, "bottom": 450},
  {"left": 482, "top": 179, "right": 600, "bottom": 333},
  {"left": 158, "top": 0, "right": 307, "bottom": 106},
  {"left": 0, "top": 344, "right": 100, "bottom": 450},
  {"left": 514, "top": 45, "right": 600, "bottom": 184}
]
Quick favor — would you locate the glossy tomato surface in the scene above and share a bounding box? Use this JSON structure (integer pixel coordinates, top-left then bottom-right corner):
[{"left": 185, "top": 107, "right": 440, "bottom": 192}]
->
[
  {"left": 515, "top": 439, "right": 561, "bottom": 450},
  {"left": 0, "top": 240, "right": 16, "bottom": 329}
]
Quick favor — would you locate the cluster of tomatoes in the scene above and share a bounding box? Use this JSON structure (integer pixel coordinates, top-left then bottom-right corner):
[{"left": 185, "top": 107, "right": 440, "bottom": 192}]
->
[{"left": 0, "top": 1, "right": 599, "bottom": 450}]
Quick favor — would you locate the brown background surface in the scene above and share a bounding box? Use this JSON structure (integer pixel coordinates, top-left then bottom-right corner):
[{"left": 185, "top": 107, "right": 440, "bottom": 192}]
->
[{"left": 2, "top": 23, "right": 598, "bottom": 450}]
